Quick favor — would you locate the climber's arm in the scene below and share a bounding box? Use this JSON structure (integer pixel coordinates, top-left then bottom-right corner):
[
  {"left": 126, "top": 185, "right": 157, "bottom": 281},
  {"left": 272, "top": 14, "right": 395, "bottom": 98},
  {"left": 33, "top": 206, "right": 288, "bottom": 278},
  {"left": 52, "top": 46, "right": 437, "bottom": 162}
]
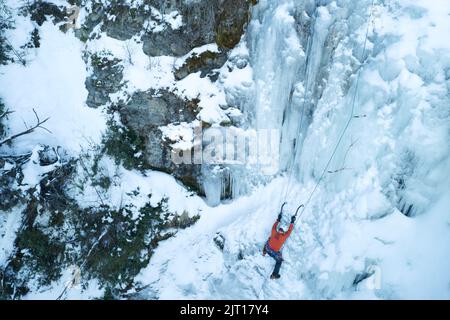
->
[
  {"left": 285, "top": 223, "right": 294, "bottom": 238},
  {"left": 271, "top": 220, "right": 279, "bottom": 237}
]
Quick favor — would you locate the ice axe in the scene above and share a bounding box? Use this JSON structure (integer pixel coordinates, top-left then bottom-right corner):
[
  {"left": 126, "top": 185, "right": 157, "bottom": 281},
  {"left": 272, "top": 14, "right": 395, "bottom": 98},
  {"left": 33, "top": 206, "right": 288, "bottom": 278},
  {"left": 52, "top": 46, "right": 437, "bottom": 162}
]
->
[
  {"left": 294, "top": 204, "right": 304, "bottom": 218},
  {"left": 280, "top": 202, "right": 287, "bottom": 215}
]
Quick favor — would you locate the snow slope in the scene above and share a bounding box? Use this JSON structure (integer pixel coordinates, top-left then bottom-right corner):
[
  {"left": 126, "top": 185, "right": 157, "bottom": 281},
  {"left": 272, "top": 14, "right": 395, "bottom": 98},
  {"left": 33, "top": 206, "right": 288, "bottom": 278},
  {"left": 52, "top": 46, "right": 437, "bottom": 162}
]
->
[{"left": 0, "top": 5, "right": 106, "bottom": 154}]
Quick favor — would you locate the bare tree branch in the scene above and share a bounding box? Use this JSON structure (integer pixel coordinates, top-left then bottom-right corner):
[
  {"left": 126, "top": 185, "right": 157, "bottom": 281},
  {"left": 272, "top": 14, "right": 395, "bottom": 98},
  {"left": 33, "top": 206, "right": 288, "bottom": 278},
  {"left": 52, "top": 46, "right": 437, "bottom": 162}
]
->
[
  {"left": 124, "top": 41, "right": 134, "bottom": 66},
  {"left": 0, "top": 109, "right": 14, "bottom": 121},
  {"left": 0, "top": 108, "right": 51, "bottom": 147},
  {"left": 32, "top": 108, "right": 52, "bottom": 133},
  {"left": 78, "top": 155, "right": 105, "bottom": 206}
]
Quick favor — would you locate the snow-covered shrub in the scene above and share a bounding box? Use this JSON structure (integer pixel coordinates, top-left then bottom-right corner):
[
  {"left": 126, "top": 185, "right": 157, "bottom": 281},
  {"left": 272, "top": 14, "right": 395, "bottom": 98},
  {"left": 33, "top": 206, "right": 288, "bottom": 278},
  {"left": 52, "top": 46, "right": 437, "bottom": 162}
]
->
[
  {"left": 23, "top": 0, "right": 67, "bottom": 26},
  {"left": 102, "top": 118, "right": 148, "bottom": 171}
]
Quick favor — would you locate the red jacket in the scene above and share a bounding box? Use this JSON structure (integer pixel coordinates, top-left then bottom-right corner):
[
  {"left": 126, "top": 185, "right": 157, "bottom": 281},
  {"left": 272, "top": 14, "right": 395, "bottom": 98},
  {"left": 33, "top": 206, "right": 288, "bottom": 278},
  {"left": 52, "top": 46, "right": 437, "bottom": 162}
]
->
[{"left": 268, "top": 221, "right": 294, "bottom": 252}]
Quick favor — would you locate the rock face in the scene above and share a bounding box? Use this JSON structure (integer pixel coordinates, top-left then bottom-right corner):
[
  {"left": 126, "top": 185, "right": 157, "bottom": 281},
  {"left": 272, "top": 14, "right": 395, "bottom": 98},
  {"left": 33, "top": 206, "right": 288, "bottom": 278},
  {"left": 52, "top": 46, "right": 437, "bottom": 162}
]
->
[
  {"left": 143, "top": 0, "right": 251, "bottom": 56},
  {"left": 80, "top": 0, "right": 251, "bottom": 55},
  {"left": 85, "top": 54, "right": 124, "bottom": 109},
  {"left": 215, "top": 0, "right": 252, "bottom": 49},
  {"left": 80, "top": 0, "right": 253, "bottom": 194},
  {"left": 122, "top": 90, "right": 195, "bottom": 129},
  {"left": 174, "top": 50, "right": 228, "bottom": 81},
  {"left": 119, "top": 90, "right": 202, "bottom": 192},
  {"left": 102, "top": 3, "right": 148, "bottom": 41}
]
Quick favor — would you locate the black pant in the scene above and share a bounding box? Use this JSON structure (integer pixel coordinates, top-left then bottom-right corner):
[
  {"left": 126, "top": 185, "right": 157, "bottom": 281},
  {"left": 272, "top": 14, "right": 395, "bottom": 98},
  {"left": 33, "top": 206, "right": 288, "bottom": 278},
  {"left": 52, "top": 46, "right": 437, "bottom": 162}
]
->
[
  {"left": 265, "top": 241, "right": 284, "bottom": 276},
  {"left": 272, "top": 257, "right": 283, "bottom": 276}
]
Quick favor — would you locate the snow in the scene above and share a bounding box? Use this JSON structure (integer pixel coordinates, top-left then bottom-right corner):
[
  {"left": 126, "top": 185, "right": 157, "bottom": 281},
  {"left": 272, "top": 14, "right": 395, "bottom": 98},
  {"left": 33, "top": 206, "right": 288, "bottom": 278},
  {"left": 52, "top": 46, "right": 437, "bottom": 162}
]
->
[
  {"left": 174, "top": 43, "right": 220, "bottom": 69},
  {"left": 175, "top": 72, "right": 229, "bottom": 124},
  {"left": 145, "top": 7, "right": 183, "bottom": 33},
  {"left": 138, "top": 167, "right": 450, "bottom": 299},
  {"left": 69, "top": 155, "right": 205, "bottom": 218},
  {"left": 20, "top": 145, "right": 62, "bottom": 190},
  {"left": 160, "top": 120, "right": 200, "bottom": 150},
  {"left": 86, "top": 34, "right": 176, "bottom": 94},
  {"left": 0, "top": 20, "right": 106, "bottom": 155},
  {"left": 220, "top": 41, "right": 254, "bottom": 111},
  {"left": 23, "top": 275, "right": 104, "bottom": 300},
  {"left": 135, "top": 179, "right": 289, "bottom": 299}
]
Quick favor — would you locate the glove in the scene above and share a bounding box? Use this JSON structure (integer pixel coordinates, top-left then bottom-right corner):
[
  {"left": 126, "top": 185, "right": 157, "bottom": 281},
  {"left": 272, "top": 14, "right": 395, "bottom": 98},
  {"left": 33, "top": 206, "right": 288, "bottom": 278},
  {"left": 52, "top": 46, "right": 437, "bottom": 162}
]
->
[
  {"left": 291, "top": 215, "right": 296, "bottom": 224},
  {"left": 277, "top": 213, "right": 282, "bottom": 222}
]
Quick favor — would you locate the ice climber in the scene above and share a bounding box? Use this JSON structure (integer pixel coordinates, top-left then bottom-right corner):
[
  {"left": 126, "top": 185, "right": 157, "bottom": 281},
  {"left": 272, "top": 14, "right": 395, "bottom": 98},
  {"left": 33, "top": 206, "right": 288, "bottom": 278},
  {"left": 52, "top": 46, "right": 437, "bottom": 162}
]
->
[{"left": 263, "top": 208, "right": 296, "bottom": 279}]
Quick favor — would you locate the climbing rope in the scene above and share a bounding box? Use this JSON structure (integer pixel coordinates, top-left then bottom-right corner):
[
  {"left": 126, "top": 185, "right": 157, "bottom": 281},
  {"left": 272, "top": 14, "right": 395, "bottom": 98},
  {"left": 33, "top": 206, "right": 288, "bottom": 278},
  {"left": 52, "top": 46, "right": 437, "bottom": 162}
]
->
[
  {"left": 283, "top": 0, "right": 376, "bottom": 224},
  {"left": 294, "top": 0, "right": 376, "bottom": 222},
  {"left": 278, "top": 8, "right": 317, "bottom": 206}
]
